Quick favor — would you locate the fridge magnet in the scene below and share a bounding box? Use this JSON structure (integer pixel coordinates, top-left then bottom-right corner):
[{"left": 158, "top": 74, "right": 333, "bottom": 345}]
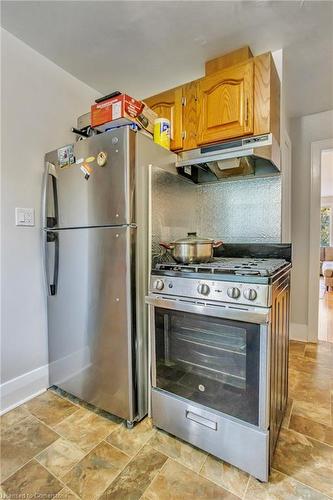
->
[
  {"left": 80, "top": 164, "right": 93, "bottom": 180},
  {"left": 47, "top": 162, "right": 58, "bottom": 178},
  {"left": 58, "top": 144, "right": 75, "bottom": 168},
  {"left": 97, "top": 151, "right": 107, "bottom": 167}
]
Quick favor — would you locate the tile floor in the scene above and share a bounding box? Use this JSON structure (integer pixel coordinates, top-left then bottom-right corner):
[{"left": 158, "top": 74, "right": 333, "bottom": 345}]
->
[
  {"left": 1, "top": 341, "right": 332, "bottom": 499},
  {"left": 319, "top": 283, "right": 333, "bottom": 342}
]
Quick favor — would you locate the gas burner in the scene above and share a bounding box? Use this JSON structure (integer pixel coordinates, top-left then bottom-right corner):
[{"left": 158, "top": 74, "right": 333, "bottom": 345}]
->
[{"left": 156, "top": 258, "right": 289, "bottom": 277}]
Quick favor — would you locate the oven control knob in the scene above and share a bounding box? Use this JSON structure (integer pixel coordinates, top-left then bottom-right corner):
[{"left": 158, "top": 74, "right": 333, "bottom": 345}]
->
[
  {"left": 197, "top": 283, "right": 210, "bottom": 295},
  {"left": 244, "top": 288, "right": 257, "bottom": 301},
  {"left": 227, "top": 287, "right": 241, "bottom": 299},
  {"left": 153, "top": 279, "right": 164, "bottom": 291}
]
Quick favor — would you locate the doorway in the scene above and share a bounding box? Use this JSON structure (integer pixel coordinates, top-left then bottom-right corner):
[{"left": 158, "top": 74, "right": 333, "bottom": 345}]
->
[
  {"left": 308, "top": 140, "right": 333, "bottom": 342},
  {"left": 318, "top": 150, "right": 333, "bottom": 341}
]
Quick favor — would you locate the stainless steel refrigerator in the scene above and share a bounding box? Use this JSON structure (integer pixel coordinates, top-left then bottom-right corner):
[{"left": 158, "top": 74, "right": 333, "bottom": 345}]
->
[{"left": 42, "top": 127, "right": 175, "bottom": 426}]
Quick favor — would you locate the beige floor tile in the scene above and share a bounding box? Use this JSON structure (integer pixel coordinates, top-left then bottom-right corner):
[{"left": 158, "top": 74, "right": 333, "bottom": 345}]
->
[
  {"left": 0, "top": 485, "right": 8, "bottom": 499},
  {"left": 305, "top": 342, "right": 333, "bottom": 354},
  {"left": 24, "top": 390, "right": 78, "bottom": 427},
  {"left": 289, "top": 366, "right": 332, "bottom": 390},
  {"left": 106, "top": 417, "right": 155, "bottom": 456},
  {"left": 0, "top": 405, "right": 30, "bottom": 431},
  {"left": 36, "top": 437, "right": 85, "bottom": 478},
  {"left": 288, "top": 369, "right": 331, "bottom": 404},
  {"left": 63, "top": 441, "right": 129, "bottom": 500},
  {"left": 142, "top": 458, "right": 238, "bottom": 499},
  {"left": 50, "top": 387, "right": 123, "bottom": 425},
  {"left": 273, "top": 427, "right": 333, "bottom": 497},
  {"left": 200, "top": 454, "right": 249, "bottom": 497},
  {"left": 245, "top": 468, "right": 329, "bottom": 499},
  {"left": 289, "top": 413, "right": 333, "bottom": 446},
  {"left": 0, "top": 415, "right": 59, "bottom": 482},
  {"left": 304, "top": 342, "right": 333, "bottom": 369},
  {"left": 1, "top": 459, "right": 63, "bottom": 499},
  {"left": 289, "top": 340, "right": 306, "bottom": 357},
  {"left": 54, "top": 487, "right": 80, "bottom": 499},
  {"left": 100, "top": 444, "right": 168, "bottom": 500},
  {"left": 292, "top": 399, "right": 331, "bottom": 426},
  {"left": 288, "top": 355, "right": 333, "bottom": 385},
  {"left": 54, "top": 408, "right": 119, "bottom": 453},
  {"left": 148, "top": 428, "right": 207, "bottom": 472}
]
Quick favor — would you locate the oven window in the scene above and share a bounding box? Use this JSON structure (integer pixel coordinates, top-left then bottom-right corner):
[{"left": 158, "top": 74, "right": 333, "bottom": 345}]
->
[{"left": 154, "top": 307, "right": 261, "bottom": 425}]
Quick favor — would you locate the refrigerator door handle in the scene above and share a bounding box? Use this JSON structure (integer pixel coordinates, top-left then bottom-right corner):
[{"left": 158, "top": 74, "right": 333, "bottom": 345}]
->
[
  {"left": 43, "top": 162, "right": 59, "bottom": 228},
  {"left": 46, "top": 231, "right": 59, "bottom": 296}
]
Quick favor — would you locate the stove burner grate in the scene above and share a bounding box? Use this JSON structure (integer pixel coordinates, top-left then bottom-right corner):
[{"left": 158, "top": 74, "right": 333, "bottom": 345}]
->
[{"left": 156, "top": 258, "right": 288, "bottom": 277}]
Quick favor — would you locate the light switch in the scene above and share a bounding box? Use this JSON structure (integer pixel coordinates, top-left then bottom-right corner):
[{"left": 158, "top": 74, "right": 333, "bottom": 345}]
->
[{"left": 15, "top": 208, "right": 35, "bottom": 226}]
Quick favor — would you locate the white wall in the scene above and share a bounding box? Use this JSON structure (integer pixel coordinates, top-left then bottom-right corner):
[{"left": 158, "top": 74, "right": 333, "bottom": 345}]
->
[
  {"left": 0, "top": 29, "right": 99, "bottom": 411},
  {"left": 290, "top": 109, "right": 333, "bottom": 340},
  {"left": 321, "top": 149, "right": 333, "bottom": 197},
  {"left": 321, "top": 196, "right": 333, "bottom": 207}
]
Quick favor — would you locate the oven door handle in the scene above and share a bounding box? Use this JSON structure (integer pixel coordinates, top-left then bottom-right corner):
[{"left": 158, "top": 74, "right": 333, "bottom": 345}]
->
[{"left": 145, "top": 295, "right": 270, "bottom": 324}]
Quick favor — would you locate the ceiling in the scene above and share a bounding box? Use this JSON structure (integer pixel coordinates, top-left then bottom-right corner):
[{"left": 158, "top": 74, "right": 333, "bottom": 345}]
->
[
  {"left": 1, "top": 1, "right": 333, "bottom": 118},
  {"left": 321, "top": 149, "right": 333, "bottom": 198}
]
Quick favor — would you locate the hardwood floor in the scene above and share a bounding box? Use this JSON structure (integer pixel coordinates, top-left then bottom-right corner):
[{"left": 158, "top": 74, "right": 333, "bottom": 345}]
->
[{"left": 319, "top": 279, "right": 333, "bottom": 343}]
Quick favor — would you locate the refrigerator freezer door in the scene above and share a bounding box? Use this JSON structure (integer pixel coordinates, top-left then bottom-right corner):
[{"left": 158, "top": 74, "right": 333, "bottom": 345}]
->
[
  {"left": 43, "top": 128, "right": 136, "bottom": 228},
  {"left": 46, "top": 226, "right": 136, "bottom": 421}
]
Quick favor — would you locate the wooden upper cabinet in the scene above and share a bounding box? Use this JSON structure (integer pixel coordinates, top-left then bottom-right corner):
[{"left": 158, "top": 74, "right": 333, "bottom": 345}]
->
[
  {"left": 144, "top": 50, "right": 280, "bottom": 152},
  {"left": 196, "top": 60, "right": 254, "bottom": 145},
  {"left": 144, "top": 87, "right": 183, "bottom": 151},
  {"left": 254, "top": 53, "right": 280, "bottom": 144},
  {"left": 205, "top": 46, "right": 253, "bottom": 75}
]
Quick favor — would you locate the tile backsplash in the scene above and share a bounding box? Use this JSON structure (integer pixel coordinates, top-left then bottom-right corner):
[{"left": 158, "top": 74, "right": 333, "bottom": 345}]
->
[
  {"left": 196, "top": 176, "right": 281, "bottom": 243},
  {"left": 151, "top": 169, "right": 281, "bottom": 265}
]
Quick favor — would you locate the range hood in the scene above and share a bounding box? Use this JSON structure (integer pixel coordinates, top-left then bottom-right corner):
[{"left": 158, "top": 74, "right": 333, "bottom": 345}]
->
[{"left": 176, "top": 133, "right": 280, "bottom": 184}]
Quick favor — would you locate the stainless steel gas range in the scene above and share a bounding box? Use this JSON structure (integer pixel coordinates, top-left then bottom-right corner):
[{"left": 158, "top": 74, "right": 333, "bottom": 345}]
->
[{"left": 146, "top": 253, "right": 291, "bottom": 481}]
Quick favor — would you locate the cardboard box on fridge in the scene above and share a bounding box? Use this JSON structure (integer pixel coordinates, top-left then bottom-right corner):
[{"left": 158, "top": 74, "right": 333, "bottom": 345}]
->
[{"left": 91, "top": 94, "right": 157, "bottom": 135}]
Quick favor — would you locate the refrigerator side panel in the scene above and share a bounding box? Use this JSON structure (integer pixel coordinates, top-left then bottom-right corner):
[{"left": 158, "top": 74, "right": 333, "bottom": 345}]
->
[
  {"left": 47, "top": 226, "right": 135, "bottom": 421},
  {"left": 135, "top": 134, "right": 177, "bottom": 420},
  {"left": 44, "top": 128, "right": 136, "bottom": 228}
]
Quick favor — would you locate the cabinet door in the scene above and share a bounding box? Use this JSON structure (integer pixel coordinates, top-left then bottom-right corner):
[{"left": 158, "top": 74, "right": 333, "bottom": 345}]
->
[
  {"left": 197, "top": 61, "right": 254, "bottom": 145},
  {"left": 144, "top": 87, "right": 183, "bottom": 151}
]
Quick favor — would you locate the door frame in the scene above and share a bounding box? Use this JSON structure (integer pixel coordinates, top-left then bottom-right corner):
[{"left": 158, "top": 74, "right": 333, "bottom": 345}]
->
[
  {"left": 281, "top": 131, "right": 292, "bottom": 243},
  {"left": 307, "top": 138, "right": 333, "bottom": 342}
]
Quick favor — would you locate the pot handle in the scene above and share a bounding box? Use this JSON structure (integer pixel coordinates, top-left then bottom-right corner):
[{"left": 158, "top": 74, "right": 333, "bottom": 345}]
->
[
  {"left": 212, "top": 240, "right": 223, "bottom": 248},
  {"left": 159, "top": 242, "right": 174, "bottom": 250}
]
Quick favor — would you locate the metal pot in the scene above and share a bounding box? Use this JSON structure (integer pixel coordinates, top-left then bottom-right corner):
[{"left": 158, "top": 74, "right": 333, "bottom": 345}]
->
[{"left": 159, "top": 232, "right": 223, "bottom": 264}]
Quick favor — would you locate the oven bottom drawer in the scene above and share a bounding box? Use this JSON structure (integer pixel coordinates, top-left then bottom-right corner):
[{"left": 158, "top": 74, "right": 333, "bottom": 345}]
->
[{"left": 152, "top": 388, "right": 269, "bottom": 482}]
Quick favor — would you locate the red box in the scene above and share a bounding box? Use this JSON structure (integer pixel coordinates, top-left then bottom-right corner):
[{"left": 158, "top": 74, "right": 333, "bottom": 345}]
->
[{"left": 91, "top": 94, "right": 156, "bottom": 134}]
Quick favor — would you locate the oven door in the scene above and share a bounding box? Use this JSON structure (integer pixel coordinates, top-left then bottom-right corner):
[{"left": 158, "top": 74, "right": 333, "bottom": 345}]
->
[{"left": 147, "top": 296, "right": 270, "bottom": 429}]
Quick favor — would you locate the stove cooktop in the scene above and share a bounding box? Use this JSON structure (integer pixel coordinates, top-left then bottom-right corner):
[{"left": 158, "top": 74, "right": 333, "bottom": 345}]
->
[{"left": 155, "top": 257, "right": 289, "bottom": 278}]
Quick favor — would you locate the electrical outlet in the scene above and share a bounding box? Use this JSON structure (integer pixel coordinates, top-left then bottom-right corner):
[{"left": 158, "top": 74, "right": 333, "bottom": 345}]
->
[{"left": 15, "top": 208, "right": 35, "bottom": 226}]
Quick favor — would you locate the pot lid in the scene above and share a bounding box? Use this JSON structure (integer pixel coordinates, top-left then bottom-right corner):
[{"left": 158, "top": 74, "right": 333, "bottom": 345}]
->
[{"left": 174, "top": 232, "right": 214, "bottom": 244}]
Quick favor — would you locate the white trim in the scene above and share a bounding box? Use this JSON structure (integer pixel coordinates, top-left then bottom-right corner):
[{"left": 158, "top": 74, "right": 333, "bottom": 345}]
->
[
  {"left": 0, "top": 389, "right": 46, "bottom": 416},
  {"left": 0, "top": 364, "right": 49, "bottom": 414},
  {"left": 281, "top": 131, "right": 292, "bottom": 243},
  {"left": 308, "top": 139, "right": 333, "bottom": 342},
  {"left": 289, "top": 322, "right": 308, "bottom": 342}
]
